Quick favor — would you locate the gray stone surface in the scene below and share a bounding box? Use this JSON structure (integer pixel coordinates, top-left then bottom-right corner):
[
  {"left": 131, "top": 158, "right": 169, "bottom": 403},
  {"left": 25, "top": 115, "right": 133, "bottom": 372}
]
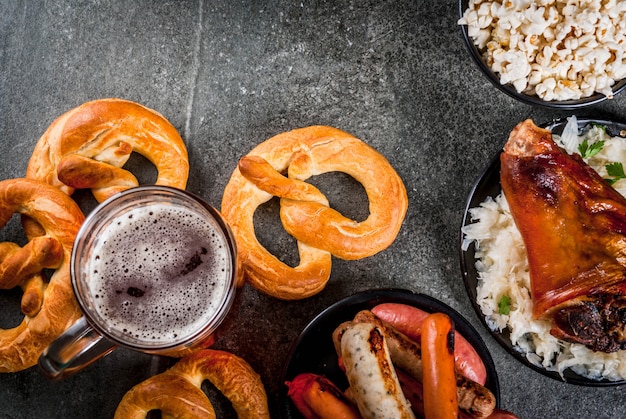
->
[{"left": 1, "top": 0, "right": 625, "bottom": 417}]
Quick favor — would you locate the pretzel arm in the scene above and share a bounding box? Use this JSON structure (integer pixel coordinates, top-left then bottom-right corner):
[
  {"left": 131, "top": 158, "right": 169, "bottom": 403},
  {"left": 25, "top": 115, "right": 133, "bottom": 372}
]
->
[
  {"left": 238, "top": 155, "right": 329, "bottom": 205},
  {"left": 170, "top": 350, "right": 271, "bottom": 419},
  {"left": 114, "top": 373, "right": 216, "bottom": 419},
  {"left": 124, "top": 137, "right": 189, "bottom": 190},
  {"left": 20, "top": 274, "right": 46, "bottom": 317},
  {"left": 0, "top": 242, "right": 46, "bottom": 317},
  {"left": 75, "top": 130, "right": 189, "bottom": 190},
  {"left": 57, "top": 154, "right": 139, "bottom": 201},
  {"left": 0, "top": 236, "right": 63, "bottom": 289},
  {"left": 115, "top": 350, "right": 269, "bottom": 419},
  {"left": 87, "top": 140, "right": 133, "bottom": 167}
]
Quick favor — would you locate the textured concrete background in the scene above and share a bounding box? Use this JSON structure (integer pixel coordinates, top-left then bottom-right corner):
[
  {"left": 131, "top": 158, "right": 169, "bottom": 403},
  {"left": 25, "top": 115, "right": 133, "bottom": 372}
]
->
[{"left": 1, "top": 1, "right": 625, "bottom": 417}]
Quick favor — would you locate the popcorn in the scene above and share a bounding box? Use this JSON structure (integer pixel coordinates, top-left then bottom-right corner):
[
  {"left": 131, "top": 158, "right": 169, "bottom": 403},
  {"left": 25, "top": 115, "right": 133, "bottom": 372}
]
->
[{"left": 459, "top": 0, "right": 626, "bottom": 101}]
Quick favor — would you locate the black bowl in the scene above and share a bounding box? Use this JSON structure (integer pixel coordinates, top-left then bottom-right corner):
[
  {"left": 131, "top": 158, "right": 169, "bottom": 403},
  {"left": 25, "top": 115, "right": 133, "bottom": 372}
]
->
[
  {"left": 278, "top": 288, "right": 500, "bottom": 418},
  {"left": 460, "top": 117, "right": 626, "bottom": 386},
  {"left": 458, "top": 0, "right": 626, "bottom": 109}
]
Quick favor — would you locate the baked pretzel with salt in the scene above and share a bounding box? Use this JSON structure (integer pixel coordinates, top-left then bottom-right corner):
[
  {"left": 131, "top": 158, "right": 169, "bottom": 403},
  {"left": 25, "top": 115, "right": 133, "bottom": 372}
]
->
[
  {"left": 222, "top": 126, "right": 408, "bottom": 300},
  {"left": 0, "top": 178, "right": 84, "bottom": 372},
  {"left": 26, "top": 98, "right": 189, "bottom": 203},
  {"left": 114, "top": 349, "right": 270, "bottom": 419}
]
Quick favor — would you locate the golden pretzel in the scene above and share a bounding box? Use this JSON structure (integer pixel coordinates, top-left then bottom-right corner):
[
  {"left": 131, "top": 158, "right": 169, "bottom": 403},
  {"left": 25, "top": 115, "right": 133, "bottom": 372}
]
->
[
  {"left": 221, "top": 126, "right": 408, "bottom": 300},
  {"left": 114, "top": 349, "right": 270, "bottom": 419},
  {"left": 0, "top": 178, "right": 84, "bottom": 372},
  {"left": 26, "top": 98, "right": 189, "bottom": 203}
]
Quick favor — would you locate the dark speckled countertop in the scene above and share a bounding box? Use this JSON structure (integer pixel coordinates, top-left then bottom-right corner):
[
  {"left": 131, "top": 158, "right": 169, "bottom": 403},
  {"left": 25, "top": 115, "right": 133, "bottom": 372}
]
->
[{"left": 1, "top": 1, "right": 625, "bottom": 418}]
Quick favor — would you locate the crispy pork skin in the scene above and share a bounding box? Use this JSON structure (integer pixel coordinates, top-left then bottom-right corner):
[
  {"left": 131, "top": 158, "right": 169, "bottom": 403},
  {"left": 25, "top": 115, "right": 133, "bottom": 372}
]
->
[{"left": 501, "top": 119, "right": 626, "bottom": 352}]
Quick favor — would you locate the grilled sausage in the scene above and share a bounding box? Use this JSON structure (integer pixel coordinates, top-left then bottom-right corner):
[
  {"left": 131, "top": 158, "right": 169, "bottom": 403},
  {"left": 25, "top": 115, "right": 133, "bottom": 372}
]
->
[
  {"left": 340, "top": 322, "right": 416, "bottom": 419},
  {"left": 421, "top": 313, "right": 459, "bottom": 419},
  {"left": 372, "top": 303, "right": 487, "bottom": 385},
  {"left": 285, "top": 373, "right": 360, "bottom": 419}
]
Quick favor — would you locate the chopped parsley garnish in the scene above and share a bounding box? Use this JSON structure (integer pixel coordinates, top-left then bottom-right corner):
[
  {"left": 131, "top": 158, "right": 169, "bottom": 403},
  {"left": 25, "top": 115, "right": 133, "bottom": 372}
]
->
[
  {"left": 605, "top": 162, "right": 626, "bottom": 185},
  {"left": 578, "top": 138, "right": 604, "bottom": 159},
  {"left": 497, "top": 295, "right": 511, "bottom": 315}
]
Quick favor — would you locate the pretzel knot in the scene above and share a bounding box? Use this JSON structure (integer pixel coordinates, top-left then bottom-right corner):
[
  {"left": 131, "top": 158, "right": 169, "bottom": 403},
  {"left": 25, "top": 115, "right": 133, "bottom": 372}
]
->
[
  {"left": 0, "top": 178, "right": 85, "bottom": 372},
  {"left": 221, "top": 126, "right": 408, "bottom": 300},
  {"left": 26, "top": 98, "right": 189, "bottom": 203},
  {"left": 114, "top": 349, "right": 270, "bottom": 419}
]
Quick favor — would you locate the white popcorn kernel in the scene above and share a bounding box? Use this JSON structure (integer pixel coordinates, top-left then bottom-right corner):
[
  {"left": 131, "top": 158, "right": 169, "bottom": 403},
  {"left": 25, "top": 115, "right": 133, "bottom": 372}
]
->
[
  {"left": 543, "top": 26, "right": 556, "bottom": 42},
  {"left": 528, "top": 65, "right": 544, "bottom": 85},
  {"left": 609, "top": 60, "right": 626, "bottom": 81},
  {"left": 512, "top": 77, "right": 528, "bottom": 92},
  {"left": 543, "top": 77, "right": 556, "bottom": 90},
  {"left": 474, "top": 29, "right": 492, "bottom": 50}
]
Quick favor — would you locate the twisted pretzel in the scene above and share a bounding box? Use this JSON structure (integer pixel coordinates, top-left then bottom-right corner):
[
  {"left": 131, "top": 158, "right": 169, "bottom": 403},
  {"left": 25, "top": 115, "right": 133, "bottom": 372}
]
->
[
  {"left": 221, "top": 126, "right": 408, "bottom": 300},
  {"left": 114, "top": 349, "right": 270, "bottom": 419},
  {"left": 0, "top": 178, "right": 84, "bottom": 372},
  {"left": 26, "top": 98, "right": 189, "bottom": 203}
]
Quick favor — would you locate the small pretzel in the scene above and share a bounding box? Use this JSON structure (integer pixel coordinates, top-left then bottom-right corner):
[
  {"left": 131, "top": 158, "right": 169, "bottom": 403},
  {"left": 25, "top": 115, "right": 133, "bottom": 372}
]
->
[
  {"left": 26, "top": 98, "right": 189, "bottom": 203},
  {"left": 114, "top": 349, "right": 270, "bottom": 419},
  {"left": 0, "top": 178, "right": 85, "bottom": 372},
  {"left": 221, "top": 126, "right": 408, "bottom": 300}
]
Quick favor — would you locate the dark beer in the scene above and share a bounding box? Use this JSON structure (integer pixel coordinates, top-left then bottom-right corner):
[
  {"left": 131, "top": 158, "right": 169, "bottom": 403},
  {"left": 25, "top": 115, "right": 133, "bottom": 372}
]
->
[{"left": 85, "top": 203, "right": 231, "bottom": 345}]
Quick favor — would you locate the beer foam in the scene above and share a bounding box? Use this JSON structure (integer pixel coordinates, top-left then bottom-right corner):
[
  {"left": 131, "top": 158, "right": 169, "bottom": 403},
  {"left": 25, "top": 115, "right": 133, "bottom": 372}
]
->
[{"left": 86, "top": 203, "right": 231, "bottom": 345}]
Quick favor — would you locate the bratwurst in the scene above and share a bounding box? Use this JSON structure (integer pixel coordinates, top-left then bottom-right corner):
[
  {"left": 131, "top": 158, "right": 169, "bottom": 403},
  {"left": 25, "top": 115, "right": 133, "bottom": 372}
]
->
[{"left": 340, "top": 322, "right": 416, "bottom": 419}]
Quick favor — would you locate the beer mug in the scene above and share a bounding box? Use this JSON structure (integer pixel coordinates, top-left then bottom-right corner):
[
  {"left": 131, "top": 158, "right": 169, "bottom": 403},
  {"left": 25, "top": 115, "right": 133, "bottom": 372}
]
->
[{"left": 39, "top": 186, "right": 239, "bottom": 379}]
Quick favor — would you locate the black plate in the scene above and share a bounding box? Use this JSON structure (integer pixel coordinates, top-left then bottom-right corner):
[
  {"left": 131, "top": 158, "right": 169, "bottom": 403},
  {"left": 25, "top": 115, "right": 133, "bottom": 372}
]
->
[
  {"left": 460, "top": 118, "right": 626, "bottom": 386},
  {"left": 458, "top": 0, "right": 626, "bottom": 109},
  {"left": 278, "top": 288, "right": 500, "bottom": 418}
]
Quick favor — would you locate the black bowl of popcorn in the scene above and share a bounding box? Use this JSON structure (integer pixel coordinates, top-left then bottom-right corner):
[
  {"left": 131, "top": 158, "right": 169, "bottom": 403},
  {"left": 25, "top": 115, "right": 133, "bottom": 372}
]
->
[{"left": 458, "top": 0, "right": 626, "bottom": 109}]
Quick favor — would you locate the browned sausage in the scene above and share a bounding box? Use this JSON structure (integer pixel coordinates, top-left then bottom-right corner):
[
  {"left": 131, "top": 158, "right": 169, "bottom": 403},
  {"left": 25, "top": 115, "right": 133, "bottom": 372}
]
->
[
  {"left": 286, "top": 372, "right": 361, "bottom": 419},
  {"left": 372, "top": 303, "right": 487, "bottom": 385},
  {"left": 421, "top": 313, "right": 459, "bottom": 419},
  {"left": 340, "top": 322, "right": 415, "bottom": 418}
]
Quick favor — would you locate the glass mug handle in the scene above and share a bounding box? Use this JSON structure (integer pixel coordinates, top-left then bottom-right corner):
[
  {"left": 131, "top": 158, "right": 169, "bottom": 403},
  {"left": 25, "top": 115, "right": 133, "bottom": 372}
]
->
[{"left": 39, "top": 317, "right": 117, "bottom": 380}]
